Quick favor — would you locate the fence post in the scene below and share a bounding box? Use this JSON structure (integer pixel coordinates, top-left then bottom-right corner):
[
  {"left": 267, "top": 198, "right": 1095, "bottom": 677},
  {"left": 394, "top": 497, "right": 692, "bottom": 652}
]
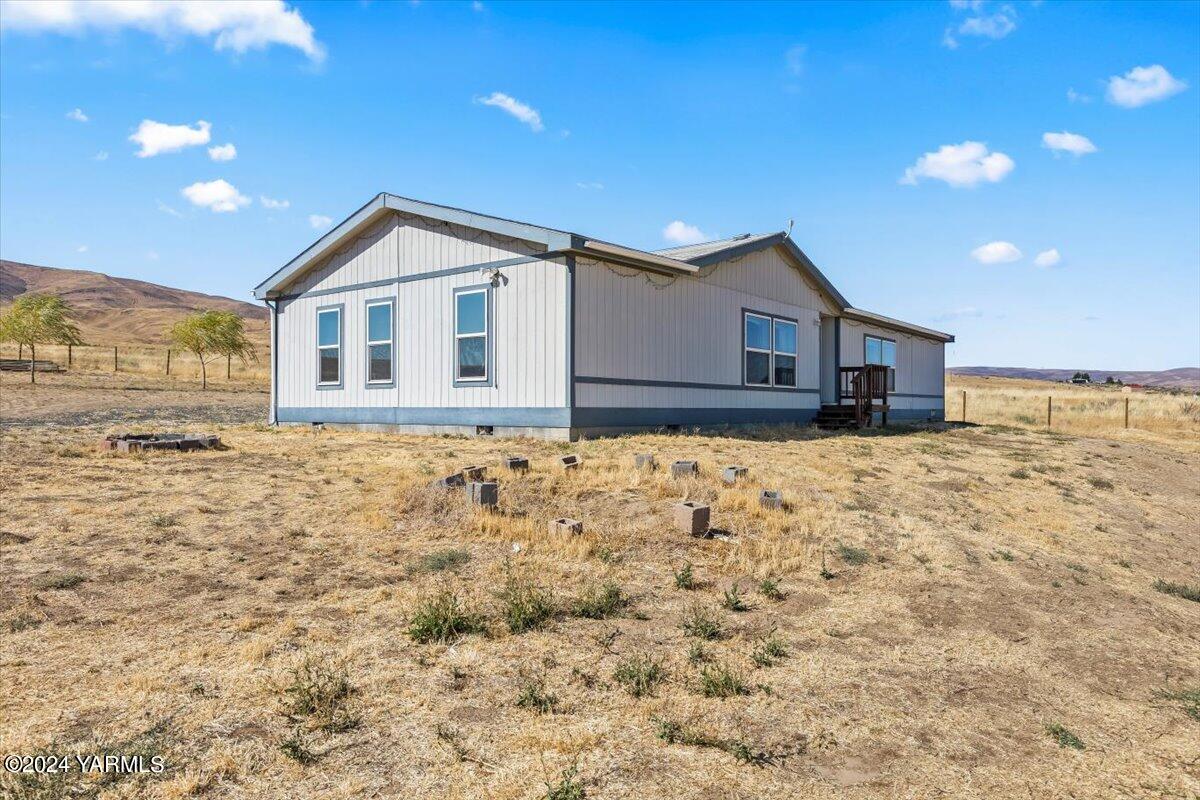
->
[
  {"left": 18, "top": 344, "right": 22, "bottom": 359},
  {"left": 166, "top": 348, "right": 171, "bottom": 376},
  {"left": 113, "top": 346, "right": 118, "bottom": 372},
  {"left": 962, "top": 390, "right": 967, "bottom": 423},
  {"left": 1047, "top": 395, "right": 1052, "bottom": 427},
  {"left": 227, "top": 353, "right": 232, "bottom": 379},
  {"left": 1125, "top": 397, "right": 1129, "bottom": 429},
  {"left": 68, "top": 344, "right": 73, "bottom": 366}
]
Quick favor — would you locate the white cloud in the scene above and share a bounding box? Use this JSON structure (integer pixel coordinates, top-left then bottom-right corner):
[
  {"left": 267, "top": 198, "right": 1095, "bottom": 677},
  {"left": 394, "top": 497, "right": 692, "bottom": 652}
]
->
[
  {"left": 472, "top": 1, "right": 484, "bottom": 9},
  {"left": 934, "top": 305, "right": 983, "bottom": 321},
  {"left": 970, "top": 241, "right": 1022, "bottom": 264},
  {"left": 156, "top": 200, "right": 183, "bottom": 218},
  {"left": 1033, "top": 248, "right": 1061, "bottom": 267},
  {"left": 260, "top": 195, "right": 290, "bottom": 210},
  {"left": 901, "top": 141, "right": 1014, "bottom": 188},
  {"left": 476, "top": 92, "right": 544, "bottom": 132},
  {"left": 76, "top": 245, "right": 88, "bottom": 253},
  {"left": 1106, "top": 64, "right": 1187, "bottom": 108},
  {"left": 309, "top": 214, "right": 333, "bottom": 229},
  {"left": 207, "top": 143, "right": 237, "bottom": 161},
  {"left": 147, "top": 250, "right": 160, "bottom": 261},
  {"left": 92, "top": 150, "right": 108, "bottom": 161},
  {"left": 181, "top": 179, "right": 249, "bottom": 213},
  {"left": 944, "top": 1, "right": 1016, "bottom": 48},
  {"left": 1066, "top": 87, "right": 1091, "bottom": 104},
  {"left": 1042, "top": 131, "right": 1097, "bottom": 156},
  {"left": 130, "top": 119, "right": 211, "bottom": 157},
  {"left": 575, "top": 181, "right": 604, "bottom": 191},
  {"left": 662, "top": 220, "right": 710, "bottom": 245},
  {"left": 66, "top": 107, "right": 88, "bottom": 122},
  {"left": 785, "top": 44, "right": 806, "bottom": 77},
  {"left": 0, "top": 0, "right": 324, "bottom": 62}
]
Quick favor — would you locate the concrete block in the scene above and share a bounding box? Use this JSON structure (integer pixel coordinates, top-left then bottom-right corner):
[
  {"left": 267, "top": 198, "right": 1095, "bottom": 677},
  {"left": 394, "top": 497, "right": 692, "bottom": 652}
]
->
[
  {"left": 634, "top": 453, "right": 657, "bottom": 470},
  {"left": 504, "top": 456, "right": 530, "bottom": 472},
  {"left": 462, "top": 465, "right": 487, "bottom": 481},
  {"left": 671, "top": 460, "right": 699, "bottom": 478},
  {"left": 759, "top": 490, "right": 783, "bottom": 510},
  {"left": 559, "top": 454, "right": 581, "bottom": 470},
  {"left": 673, "top": 501, "right": 710, "bottom": 536},
  {"left": 468, "top": 481, "right": 498, "bottom": 508},
  {"left": 433, "top": 472, "right": 465, "bottom": 489},
  {"left": 722, "top": 466, "right": 748, "bottom": 484},
  {"left": 548, "top": 517, "right": 583, "bottom": 535}
]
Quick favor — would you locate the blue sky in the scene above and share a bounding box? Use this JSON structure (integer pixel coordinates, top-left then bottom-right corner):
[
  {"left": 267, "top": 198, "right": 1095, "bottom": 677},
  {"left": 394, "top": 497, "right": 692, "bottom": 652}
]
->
[{"left": 1, "top": 0, "right": 1197, "bottom": 369}]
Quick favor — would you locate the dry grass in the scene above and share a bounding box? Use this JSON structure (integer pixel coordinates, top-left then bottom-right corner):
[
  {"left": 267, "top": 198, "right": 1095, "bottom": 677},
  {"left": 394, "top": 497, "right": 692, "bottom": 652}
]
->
[
  {"left": 0, "top": 342, "right": 271, "bottom": 384},
  {"left": 946, "top": 374, "right": 1200, "bottom": 437},
  {"left": 1, "top": 373, "right": 1198, "bottom": 798}
]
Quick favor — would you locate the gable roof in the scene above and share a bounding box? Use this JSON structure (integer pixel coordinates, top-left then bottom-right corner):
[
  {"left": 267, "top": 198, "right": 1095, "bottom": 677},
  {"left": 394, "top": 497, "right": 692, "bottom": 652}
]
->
[{"left": 253, "top": 193, "right": 952, "bottom": 342}]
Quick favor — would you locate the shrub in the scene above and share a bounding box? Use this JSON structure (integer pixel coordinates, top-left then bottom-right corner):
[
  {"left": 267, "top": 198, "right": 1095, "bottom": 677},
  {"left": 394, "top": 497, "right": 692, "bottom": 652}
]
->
[
  {"left": 571, "top": 581, "right": 628, "bottom": 619},
  {"left": 35, "top": 573, "right": 86, "bottom": 590},
  {"left": 1009, "top": 468, "right": 1030, "bottom": 479},
  {"left": 1044, "top": 722, "right": 1084, "bottom": 750},
  {"left": 408, "top": 590, "right": 485, "bottom": 643},
  {"left": 698, "top": 662, "right": 750, "bottom": 698},
  {"left": 545, "top": 765, "right": 585, "bottom": 800},
  {"left": 516, "top": 675, "right": 557, "bottom": 714},
  {"left": 837, "top": 542, "right": 871, "bottom": 566},
  {"left": 409, "top": 548, "right": 470, "bottom": 575},
  {"left": 280, "top": 659, "right": 359, "bottom": 733},
  {"left": 681, "top": 605, "right": 722, "bottom": 640},
  {"left": 1087, "top": 476, "right": 1114, "bottom": 490},
  {"left": 1152, "top": 579, "right": 1200, "bottom": 603},
  {"left": 673, "top": 562, "right": 696, "bottom": 590},
  {"left": 757, "top": 576, "right": 784, "bottom": 600},
  {"left": 279, "top": 726, "right": 317, "bottom": 764},
  {"left": 750, "top": 629, "right": 788, "bottom": 667},
  {"left": 1155, "top": 686, "right": 1200, "bottom": 721},
  {"left": 721, "top": 584, "right": 750, "bottom": 612},
  {"left": 613, "top": 655, "right": 666, "bottom": 698},
  {"left": 499, "top": 574, "right": 555, "bottom": 634}
]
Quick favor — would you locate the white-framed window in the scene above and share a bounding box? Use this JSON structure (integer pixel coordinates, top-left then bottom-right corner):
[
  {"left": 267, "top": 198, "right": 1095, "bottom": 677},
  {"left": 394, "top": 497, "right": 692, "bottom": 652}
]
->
[
  {"left": 316, "top": 306, "right": 341, "bottom": 386},
  {"left": 366, "top": 299, "right": 393, "bottom": 385},
  {"left": 744, "top": 311, "right": 799, "bottom": 388},
  {"left": 865, "top": 334, "right": 896, "bottom": 391},
  {"left": 454, "top": 287, "right": 489, "bottom": 382}
]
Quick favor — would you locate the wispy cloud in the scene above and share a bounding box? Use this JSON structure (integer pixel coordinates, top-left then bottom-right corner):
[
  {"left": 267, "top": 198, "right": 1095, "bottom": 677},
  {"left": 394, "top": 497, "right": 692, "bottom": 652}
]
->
[
  {"left": 207, "top": 143, "right": 237, "bottom": 161},
  {"left": 309, "top": 214, "right": 333, "bottom": 229},
  {"left": 260, "top": 195, "right": 290, "bottom": 210},
  {"left": 156, "top": 199, "right": 183, "bottom": 218},
  {"left": 1033, "top": 248, "right": 1061, "bottom": 267},
  {"left": 65, "top": 107, "right": 88, "bottom": 122},
  {"left": 1066, "top": 87, "right": 1092, "bottom": 104},
  {"left": 970, "top": 241, "right": 1022, "bottom": 264},
  {"left": 0, "top": 0, "right": 325, "bottom": 62},
  {"left": 476, "top": 92, "right": 544, "bottom": 132},
  {"left": 181, "top": 179, "right": 250, "bottom": 213},
  {"left": 1042, "top": 131, "right": 1097, "bottom": 157},
  {"left": 785, "top": 44, "right": 806, "bottom": 77},
  {"left": 944, "top": 1, "right": 1016, "bottom": 49},
  {"left": 901, "top": 141, "right": 1014, "bottom": 188},
  {"left": 662, "top": 220, "right": 710, "bottom": 245},
  {"left": 76, "top": 244, "right": 88, "bottom": 253},
  {"left": 1106, "top": 64, "right": 1187, "bottom": 108},
  {"left": 130, "top": 119, "right": 211, "bottom": 158},
  {"left": 575, "top": 181, "right": 604, "bottom": 191},
  {"left": 934, "top": 306, "right": 983, "bottom": 322},
  {"left": 92, "top": 150, "right": 108, "bottom": 161}
]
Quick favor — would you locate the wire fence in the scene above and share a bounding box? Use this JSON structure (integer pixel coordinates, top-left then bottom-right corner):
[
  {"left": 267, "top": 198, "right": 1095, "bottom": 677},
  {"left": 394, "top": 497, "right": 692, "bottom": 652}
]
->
[
  {"left": 948, "top": 385, "right": 1200, "bottom": 435},
  {"left": 0, "top": 342, "right": 270, "bottom": 383}
]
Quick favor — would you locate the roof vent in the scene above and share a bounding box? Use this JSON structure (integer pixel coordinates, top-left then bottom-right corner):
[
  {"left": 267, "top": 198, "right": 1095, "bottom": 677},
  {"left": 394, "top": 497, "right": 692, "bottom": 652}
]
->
[{"left": 733, "top": 233, "right": 752, "bottom": 240}]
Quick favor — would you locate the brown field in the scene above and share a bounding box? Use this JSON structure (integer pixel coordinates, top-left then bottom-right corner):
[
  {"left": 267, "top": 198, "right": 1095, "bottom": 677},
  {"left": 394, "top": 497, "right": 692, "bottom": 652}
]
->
[{"left": 2, "top": 371, "right": 1198, "bottom": 800}]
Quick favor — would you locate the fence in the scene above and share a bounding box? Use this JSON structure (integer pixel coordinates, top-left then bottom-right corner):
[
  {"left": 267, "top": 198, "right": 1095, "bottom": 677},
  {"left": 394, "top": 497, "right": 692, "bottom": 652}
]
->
[
  {"left": 947, "top": 380, "right": 1200, "bottom": 436},
  {"left": 0, "top": 342, "right": 270, "bottom": 384}
]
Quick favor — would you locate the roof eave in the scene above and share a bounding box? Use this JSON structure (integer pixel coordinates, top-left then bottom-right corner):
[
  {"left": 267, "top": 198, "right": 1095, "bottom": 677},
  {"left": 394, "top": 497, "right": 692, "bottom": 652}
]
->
[
  {"left": 571, "top": 239, "right": 700, "bottom": 276},
  {"left": 842, "top": 307, "right": 955, "bottom": 342}
]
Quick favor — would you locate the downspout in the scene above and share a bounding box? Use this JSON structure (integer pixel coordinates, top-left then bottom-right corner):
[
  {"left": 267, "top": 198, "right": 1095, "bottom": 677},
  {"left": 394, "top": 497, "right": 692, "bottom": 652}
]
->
[
  {"left": 265, "top": 298, "right": 278, "bottom": 425},
  {"left": 565, "top": 255, "right": 576, "bottom": 439}
]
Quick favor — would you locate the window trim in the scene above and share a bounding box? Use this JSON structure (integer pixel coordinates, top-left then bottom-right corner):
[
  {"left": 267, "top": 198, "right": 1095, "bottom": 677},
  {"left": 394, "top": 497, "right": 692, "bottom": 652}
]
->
[
  {"left": 863, "top": 333, "right": 897, "bottom": 392},
  {"left": 742, "top": 308, "right": 801, "bottom": 390},
  {"left": 315, "top": 303, "right": 344, "bottom": 390},
  {"left": 364, "top": 297, "right": 395, "bottom": 389},
  {"left": 452, "top": 283, "right": 495, "bottom": 388}
]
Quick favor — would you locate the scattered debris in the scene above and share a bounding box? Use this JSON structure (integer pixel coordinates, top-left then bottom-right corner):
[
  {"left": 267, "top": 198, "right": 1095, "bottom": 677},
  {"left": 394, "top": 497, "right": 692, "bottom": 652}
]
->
[
  {"left": 549, "top": 517, "right": 583, "bottom": 536},
  {"left": 433, "top": 472, "right": 466, "bottom": 489},
  {"left": 674, "top": 501, "right": 711, "bottom": 536},
  {"left": 722, "top": 465, "right": 748, "bottom": 484},
  {"left": 462, "top": 465, "right": 487, "bottom": 481},
  {"left": 635, "top": 453, "right": 657, "bottom": 470},
  {"left": 759, "top": 490, "right": 783, "bottom": 510},
  {"left": 672, "top": 460, "right": 699, "bottom": 478},
  {"left": 503, "top": 456, "right": 530, "bottom": 472},
  {"left": 467, "top": 481, "right": 498, "bottom": 509},
  {"left": 559, "top": 455, "right": 581, "bottom": 470},
  {"left": 100, "top": 433, "right": 220, "bottom": 453}
]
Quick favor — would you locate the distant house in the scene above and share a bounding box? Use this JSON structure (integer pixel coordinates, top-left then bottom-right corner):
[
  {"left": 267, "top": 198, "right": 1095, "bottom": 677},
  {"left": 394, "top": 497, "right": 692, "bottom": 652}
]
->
[{"left": 252, "top": 194, "right": 954, "bottom": 440}]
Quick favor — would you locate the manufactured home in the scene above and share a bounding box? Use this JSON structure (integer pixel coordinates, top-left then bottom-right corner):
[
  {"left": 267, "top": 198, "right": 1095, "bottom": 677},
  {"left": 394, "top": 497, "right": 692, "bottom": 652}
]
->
[{"left": 252, "top": 194, "right": 953, "bottom": 440}]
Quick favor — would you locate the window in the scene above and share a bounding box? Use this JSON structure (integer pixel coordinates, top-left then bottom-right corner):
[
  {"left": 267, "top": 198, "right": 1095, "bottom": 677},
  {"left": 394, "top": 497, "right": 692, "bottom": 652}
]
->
[
  {"left": 317, "top": 306, "right": 341, "bottom": 386},
  {"left": 454, "top": 287, "right": 489, "bottom": 382},
  {"left": 366, "top": 299, "right": 393, "bottom": 385},
  {"left": 744, "top": 311, "right": 799, "bottom": 388},
  {"left": 864, "top": 334, "right": 896, "bottom": 391}
]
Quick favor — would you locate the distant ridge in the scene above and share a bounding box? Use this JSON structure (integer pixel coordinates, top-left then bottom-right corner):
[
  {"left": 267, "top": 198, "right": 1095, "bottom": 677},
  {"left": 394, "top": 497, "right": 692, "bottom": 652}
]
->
[
  {"left": 948, "top": 366, "right": 1199, "bottom": 390},
  {"left": 0, "top": 260, "right": 268, "bottom": 347}
]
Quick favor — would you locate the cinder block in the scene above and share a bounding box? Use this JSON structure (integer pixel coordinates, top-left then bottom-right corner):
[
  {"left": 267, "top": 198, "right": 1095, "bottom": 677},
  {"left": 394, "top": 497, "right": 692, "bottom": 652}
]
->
[
  {"left": 671, "top": 460, "right": 699, "bottom": 478},
  {"left": 673, "top": 501, "right": 710, "bottom": 536},
  {"left": 462, "top": 465, "right": 487, "bottom": 481},
  {"left": 759, "top": 490, "right": 783, "bottom": 510},
  {"left": 722, "top": 466, "right": 748, "bottom": 484},
  {"left": 432, "top": 472, "right": 465, "bottom": 489},
  {"left": 634, "top": 453, "right": 657, "bottom": 470},
  {"left": 504, "top": 456, "right": 530, "bottom": 472},
  {"left": 559, "top": 454, "right": 581, "bottom": 470},
  {"left": 548, "top": 517, "right": 583, "bottom": 535},
  {"left": 468, "top": 481, "right": 498, "bottom": 508}
]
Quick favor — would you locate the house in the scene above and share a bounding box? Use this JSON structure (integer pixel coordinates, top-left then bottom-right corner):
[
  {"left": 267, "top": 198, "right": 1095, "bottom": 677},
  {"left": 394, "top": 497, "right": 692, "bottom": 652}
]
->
[{"left": 252, "top": 194, "right": 953, "bottom": 440}]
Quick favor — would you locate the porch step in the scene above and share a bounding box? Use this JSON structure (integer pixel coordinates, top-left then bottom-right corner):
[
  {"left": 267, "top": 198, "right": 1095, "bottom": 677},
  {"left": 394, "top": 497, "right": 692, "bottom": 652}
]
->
[{"left": 814, "top": 404, "right": 861, "bottom": 430}]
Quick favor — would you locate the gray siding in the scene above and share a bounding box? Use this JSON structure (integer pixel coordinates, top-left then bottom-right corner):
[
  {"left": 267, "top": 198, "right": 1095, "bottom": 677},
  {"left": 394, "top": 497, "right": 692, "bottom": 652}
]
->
[{"left": 838, "top": 318, "right": 946, "bottom": 410}]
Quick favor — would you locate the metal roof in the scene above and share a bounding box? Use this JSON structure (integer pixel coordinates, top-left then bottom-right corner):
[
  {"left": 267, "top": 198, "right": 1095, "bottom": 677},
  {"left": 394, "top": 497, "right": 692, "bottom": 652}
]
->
[{"left": 654, "top": 232, "right": 779, "bottom": 261}]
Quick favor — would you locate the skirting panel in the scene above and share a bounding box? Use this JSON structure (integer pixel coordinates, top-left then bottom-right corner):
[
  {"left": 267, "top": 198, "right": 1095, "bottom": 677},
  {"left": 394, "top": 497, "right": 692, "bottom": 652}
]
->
[
  {"left": 571, "top": 407, "right": 820, "bottom": 428},
  {"left": 277, "top": 406, "right": 571, "bottom": 427}
]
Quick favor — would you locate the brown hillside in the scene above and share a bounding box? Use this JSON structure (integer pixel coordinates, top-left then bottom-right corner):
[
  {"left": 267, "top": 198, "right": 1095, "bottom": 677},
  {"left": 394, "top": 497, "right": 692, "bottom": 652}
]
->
[{"left": 0, "top": 260, "right": 268, "bottom": 347}]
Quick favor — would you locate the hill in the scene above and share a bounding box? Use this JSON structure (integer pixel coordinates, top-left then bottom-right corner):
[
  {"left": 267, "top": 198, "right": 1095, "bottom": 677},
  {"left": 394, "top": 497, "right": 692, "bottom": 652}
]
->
[
  {"left": 0, "top": 260, "right": 268, "bottom": 346},
  {"left": 948, "top": 365, "right": 1199, "bottom": 390}
]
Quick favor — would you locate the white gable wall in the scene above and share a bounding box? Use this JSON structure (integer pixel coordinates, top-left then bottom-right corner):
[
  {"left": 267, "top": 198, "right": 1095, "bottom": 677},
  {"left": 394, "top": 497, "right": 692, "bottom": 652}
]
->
[{"left": 838, "top": 318, "right": 946, "bottom": 412}]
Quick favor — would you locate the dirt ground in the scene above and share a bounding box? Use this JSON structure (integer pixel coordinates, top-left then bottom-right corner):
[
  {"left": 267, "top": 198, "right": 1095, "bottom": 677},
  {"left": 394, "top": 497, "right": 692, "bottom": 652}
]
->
[{"left": 1, "top": 374, "right": 1197, "bottom": 799}]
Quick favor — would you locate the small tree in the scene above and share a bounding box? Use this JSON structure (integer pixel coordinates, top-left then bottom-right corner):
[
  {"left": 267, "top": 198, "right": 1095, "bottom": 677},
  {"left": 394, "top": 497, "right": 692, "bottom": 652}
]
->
[
  {"left": 168, "top": 310, "right": 256, "bottom": 389},
  {"left": 0, "top": 294, "right": 83, "bottom": 383}
]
